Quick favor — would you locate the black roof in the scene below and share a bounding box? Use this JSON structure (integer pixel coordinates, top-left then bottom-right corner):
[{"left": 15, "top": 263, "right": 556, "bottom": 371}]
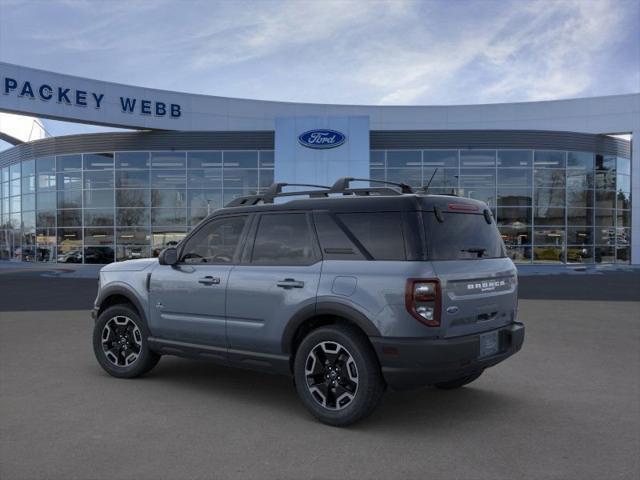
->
[
  {"left": 208, "top": 177, "right": 489, "bottom": 218},
  {"left": 213, "top": 193, "right": 487, "bottom": 216}
]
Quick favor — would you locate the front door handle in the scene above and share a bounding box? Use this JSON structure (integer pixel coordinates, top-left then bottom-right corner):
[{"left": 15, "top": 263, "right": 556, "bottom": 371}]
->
[
  {"left": 198, "top": 276, "right": 221, "bottom": 286},
  {"left": 277, "top": 278, "right": 305, "bottom": 289}
]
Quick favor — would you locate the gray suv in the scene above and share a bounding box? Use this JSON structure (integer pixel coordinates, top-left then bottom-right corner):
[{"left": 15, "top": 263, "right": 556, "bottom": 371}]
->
[{"left": 92, "top": 178, "right": 524, "bottom": 426}]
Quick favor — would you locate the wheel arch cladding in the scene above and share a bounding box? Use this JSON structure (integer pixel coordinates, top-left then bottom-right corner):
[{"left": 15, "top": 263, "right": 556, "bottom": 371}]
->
[
  {"left": 283, "top": 302, "right": 382, "bottom": 356},
  {"left": 97, "top": 286, "right": 147, "bottom": 325}
]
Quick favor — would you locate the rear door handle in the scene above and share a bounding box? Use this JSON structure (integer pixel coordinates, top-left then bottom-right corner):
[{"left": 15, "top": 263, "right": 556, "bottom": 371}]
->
[
  {"left": 198, "top": 276, "right": 221, "bottom": 286},
  {"left": 277, "top": 278, "right": 305, "bottom": 289}
]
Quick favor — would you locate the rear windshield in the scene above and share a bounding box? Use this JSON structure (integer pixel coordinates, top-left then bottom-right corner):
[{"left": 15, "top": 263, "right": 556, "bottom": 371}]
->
[{"left": 423, "top": 212, "right": 506, "bottom": 260}]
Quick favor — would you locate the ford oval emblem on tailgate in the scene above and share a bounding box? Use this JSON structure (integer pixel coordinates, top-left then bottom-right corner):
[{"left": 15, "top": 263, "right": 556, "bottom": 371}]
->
[{"left": 446, "top": 306, "right": 459, "bottom": 315}]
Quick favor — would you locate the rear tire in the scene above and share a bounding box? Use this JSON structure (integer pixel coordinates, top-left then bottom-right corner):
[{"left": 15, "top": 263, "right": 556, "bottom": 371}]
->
[
  {"left": 434, "top": 371, "right": 483, "bottom": 390},
  {"left": 294, "top": 324, "right": 385, "bottom": 426},
  {"left": 93, "top": 304, "right": 160, "bottom": 378}
]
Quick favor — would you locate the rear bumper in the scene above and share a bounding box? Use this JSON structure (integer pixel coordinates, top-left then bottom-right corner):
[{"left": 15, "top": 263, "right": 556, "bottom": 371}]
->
[{"left": 370, "top": 323, "right": 524, "bottom": 390}]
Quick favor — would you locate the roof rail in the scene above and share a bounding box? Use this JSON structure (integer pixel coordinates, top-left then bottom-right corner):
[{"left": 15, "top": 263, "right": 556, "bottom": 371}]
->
[
  {"left": 330, "top": 177, "right": 414, "bottom": 194},
  {"left": 224, "top": 183, "right": 331, "bottom": 207},
  {"left": 263, "top": 182, "right": 330, "bottom": 202},
  {"left": 224, "top": 194, "right": 264, "bottom": 207},
  {"left": 224, "top": 177, "right": 415, "bottom": 208}
]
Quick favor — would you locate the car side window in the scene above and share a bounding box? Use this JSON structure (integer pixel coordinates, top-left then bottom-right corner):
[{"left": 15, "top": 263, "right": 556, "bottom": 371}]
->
[
  {"left": 313, "top": 212, "right": 366, "bottom": 260},
  {"left": 336, "top": 212, "right": 406, "bottom": 260},
  {"left": 251, "top": 213, "right": 316, "bottom": 265},
  {"left": 180, "top": 216, "right": 247, "bottom": 264}
]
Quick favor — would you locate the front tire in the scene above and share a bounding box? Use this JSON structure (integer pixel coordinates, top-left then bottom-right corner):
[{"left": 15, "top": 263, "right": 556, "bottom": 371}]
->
[
  {"left": 93, "top": 304, "right": 160, "bottom": 378},
  {"left": 294, "top": 324, "right": 384, "bottom": 426}
]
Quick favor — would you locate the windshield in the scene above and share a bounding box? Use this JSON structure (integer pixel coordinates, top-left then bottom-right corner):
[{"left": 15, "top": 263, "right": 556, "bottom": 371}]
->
[{"left": 423, "top": 212, "right": 506, "bottom": 260}]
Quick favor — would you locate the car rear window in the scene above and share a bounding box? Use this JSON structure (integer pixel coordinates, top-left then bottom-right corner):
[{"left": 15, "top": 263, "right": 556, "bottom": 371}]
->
[{"left": 423, "top": 212, "right": 506, "bottom": 260}]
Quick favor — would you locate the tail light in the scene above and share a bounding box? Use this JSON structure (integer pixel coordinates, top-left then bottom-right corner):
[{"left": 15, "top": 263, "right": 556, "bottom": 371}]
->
[{"left": 405, "top": 279, "right": 441, "bottom": 327}]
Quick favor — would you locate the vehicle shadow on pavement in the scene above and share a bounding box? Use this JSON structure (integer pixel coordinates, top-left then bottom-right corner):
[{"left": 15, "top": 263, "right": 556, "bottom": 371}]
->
[
  {"left": 364, "top": 387, "right": 524, "bottom": 432},
  {"left": 94, "top": 355, "right": 525, "bottom": 430}
]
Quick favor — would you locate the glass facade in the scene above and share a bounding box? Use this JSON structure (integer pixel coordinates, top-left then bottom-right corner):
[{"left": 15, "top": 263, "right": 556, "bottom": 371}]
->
[
  {"left": 0, "top": 147, "right": 631, "bottom": 265},
  {"left": 371, "top": 149, "right": 631, "bottom": 264},
  {"left": 1, "top": 151, "right": 274, "bottom": 264}
]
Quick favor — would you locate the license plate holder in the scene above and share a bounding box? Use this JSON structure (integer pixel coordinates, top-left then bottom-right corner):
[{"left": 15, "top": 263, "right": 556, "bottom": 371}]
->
[{"left": 479, "top": 331, "right": 499, "bottom": 358}]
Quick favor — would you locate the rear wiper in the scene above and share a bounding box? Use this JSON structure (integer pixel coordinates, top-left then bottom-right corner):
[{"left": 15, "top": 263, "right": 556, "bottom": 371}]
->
[{"left": 461, "top": 248, "right": 487, "bottom": 258}]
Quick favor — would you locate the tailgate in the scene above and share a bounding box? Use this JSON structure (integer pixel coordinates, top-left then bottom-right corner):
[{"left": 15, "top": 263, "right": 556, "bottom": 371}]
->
[{"left": 431, "top": 258, "right": 518, "bottom": 338}]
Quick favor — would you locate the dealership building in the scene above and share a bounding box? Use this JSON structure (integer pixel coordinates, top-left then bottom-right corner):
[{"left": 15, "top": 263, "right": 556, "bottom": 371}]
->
[{"left": 0, "top": 62, "right": 638, "bottom": 265}]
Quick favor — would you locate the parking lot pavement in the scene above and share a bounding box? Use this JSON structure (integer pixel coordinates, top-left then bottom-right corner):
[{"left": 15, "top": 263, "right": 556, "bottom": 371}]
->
[
  {"left": 0, "top": 272, "right": 98, "bottom": 311},
  {"left": 1, "top": 291, "right": 639, "bottom": 480},
  {"left": 518, "top": 270, "right": 640, "bottom": 301}
]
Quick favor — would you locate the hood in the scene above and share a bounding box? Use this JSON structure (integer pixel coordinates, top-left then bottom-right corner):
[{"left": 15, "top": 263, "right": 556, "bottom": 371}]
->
[{"left": 100, "top": 258, "right": 158, "bottom": 273}]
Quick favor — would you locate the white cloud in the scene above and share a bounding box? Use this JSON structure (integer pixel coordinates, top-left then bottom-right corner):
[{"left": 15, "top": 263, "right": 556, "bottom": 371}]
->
[
  {"left": 474, "top": 0, "right": 626, "bottom": 102},
  {"left": 0, "top": 0, "right": 636, "bottom": 106},
  {"left": 187, "top": 0, "right": 411, "bottom": 70},
  {"left": 359, "top": 0, "right": 631, "bottom": 104}
]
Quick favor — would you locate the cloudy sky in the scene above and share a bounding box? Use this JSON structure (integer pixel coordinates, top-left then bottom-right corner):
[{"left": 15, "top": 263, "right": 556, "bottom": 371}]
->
[{"left": 0, "top": 0, "right": 638, "bottom": 140}]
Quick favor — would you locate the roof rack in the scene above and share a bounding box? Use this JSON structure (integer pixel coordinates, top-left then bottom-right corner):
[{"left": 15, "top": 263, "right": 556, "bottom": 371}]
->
[
  {"left": 224, "top": 183, "right": 331, "bottom": 207},
  {"left": 266, "top": 182, "right": 330, "bottom": 197},
  {"left": 330, "top": 177, "right": 414, "bottom": 194},
  {"left": 224, "top": 177, "right": 415, "bottom": 207}
]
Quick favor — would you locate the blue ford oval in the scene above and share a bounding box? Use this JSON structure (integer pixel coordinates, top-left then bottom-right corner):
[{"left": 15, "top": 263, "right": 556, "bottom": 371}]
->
[{"left": 298, "top": 129, "right": 346, "bottom": 149}]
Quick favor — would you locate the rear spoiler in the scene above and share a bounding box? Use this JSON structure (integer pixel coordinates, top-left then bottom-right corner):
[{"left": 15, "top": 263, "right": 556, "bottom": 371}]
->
[{"left": 432, "top": 203, "right": 494, "bottom": 224}]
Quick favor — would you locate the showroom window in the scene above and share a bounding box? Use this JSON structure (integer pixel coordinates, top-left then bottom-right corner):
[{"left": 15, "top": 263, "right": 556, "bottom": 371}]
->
[
  {"left": 0, "top": 143, "right": 631, "bottom": 265},
  {"left": 369, "top": 148, "right": 631, "bottom": 265},
  {"left": 0, "top": 149, "right": 273, "bottom": 263}
]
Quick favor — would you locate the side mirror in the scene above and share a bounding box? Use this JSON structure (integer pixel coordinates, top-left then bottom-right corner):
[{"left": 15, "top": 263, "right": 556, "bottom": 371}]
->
[{"left": 158, "top": 247, "right": 178, "bottom": 266}]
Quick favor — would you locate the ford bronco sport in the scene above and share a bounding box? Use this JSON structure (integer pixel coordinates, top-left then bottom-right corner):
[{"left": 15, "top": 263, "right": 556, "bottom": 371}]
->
[{"left": 92, "top": 177, "right": 524, "bottom": 426}]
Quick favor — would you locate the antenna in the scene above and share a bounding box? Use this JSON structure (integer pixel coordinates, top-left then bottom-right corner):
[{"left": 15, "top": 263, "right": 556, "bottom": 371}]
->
[{"left": 421, "top": 168, "right": 439, "bottom": 193}]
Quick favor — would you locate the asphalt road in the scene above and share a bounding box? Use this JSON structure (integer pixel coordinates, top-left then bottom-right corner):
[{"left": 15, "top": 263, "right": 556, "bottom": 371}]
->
[{"left": 1, "top": 273, "right": 639, "bottom": 479}]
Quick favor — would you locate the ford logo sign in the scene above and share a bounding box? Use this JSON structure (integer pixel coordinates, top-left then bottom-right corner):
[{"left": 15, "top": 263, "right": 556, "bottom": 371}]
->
[{"left": 298, "top": 129, "right": 346, "bottom": 149}]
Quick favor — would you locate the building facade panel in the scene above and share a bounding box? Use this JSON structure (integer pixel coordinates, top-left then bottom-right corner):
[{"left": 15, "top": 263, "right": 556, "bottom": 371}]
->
[{"left": 2, "top": 63, "right": 639, "bottom": 134}]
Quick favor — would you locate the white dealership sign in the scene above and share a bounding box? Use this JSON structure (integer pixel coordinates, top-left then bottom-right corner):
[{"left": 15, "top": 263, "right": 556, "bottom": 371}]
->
[{"left": 0, "top": 62, "right": 194, "bottom": 130}]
